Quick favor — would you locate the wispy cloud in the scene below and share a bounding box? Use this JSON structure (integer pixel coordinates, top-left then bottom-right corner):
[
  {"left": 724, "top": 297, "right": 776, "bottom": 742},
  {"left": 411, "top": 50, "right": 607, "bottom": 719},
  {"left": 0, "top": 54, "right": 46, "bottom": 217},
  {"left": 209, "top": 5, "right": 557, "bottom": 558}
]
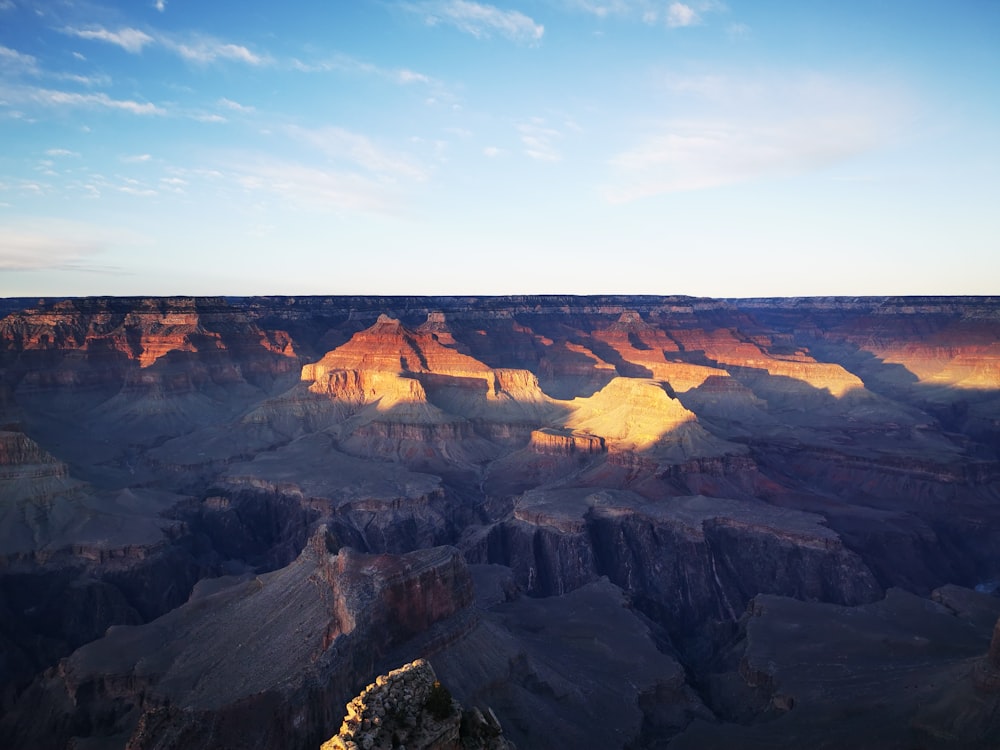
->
[
  {"left": 409, "top": 1, "right": 544, "bottom": 43},
  {"left": 163, "top": 36, "right": 264, "bottom": 65},
  {"left": 203, "top": 126, "right": 429, "bottom": 215},
  {"left": 666, "top": 2, "right": 698, "bottom": 27},
  {"left": 397, "top": 69, "right": 431, "bottom": 85},
  {"left": 62, "top": 24, "right": 266, "bottom": 65},
  {"left": 518, "top": 118, "right": 562, "bottom": 161},
  {"left": 727, "top": 22, "right": 750, "bottom": 38},
  {"left": 217, "top": 97, "right": 255, "bottom": 113},
  {"left": 565, "top": 0, "right": 725, "bottom": 27},
  {"left": 45, "top": 148, "right": 80, "bottom": 157},
  {"left": 561, "top": 1, "right": 632, "bottom": 19},
  {"left": 0, "top": 227, "right": 110, "bottom": 272},
  {"left": 55, "top": 71, "right": 113, "bottom": 87},
  {"left": 159, "top": 176, "right": 187, "bottom": 194},
  {"left": 2, "top": 45, "right": 110, "bottom": 87},
  {"left": 0, "top": 44, "right": 40, "bottom": 75},
  {"left": 23, "top": 87, "right": 164, "bottom": 115},
  {"left": 227, "top": 158, "right": 408, "bottom": 214},
  {"left": 64, "top": 26, "right": 154, "bottom": 53},
  {"left": 292, "top": 53, "right": 438, "bottom": 89},
  {"left": 605, "top": 72, "right": 906, "bottom": 202},
  {"left": 286, "top": 125, "right": 428, "bottom": 181},
  {"left": 153, "top": 0, "right": 167, "bottom": 12}
]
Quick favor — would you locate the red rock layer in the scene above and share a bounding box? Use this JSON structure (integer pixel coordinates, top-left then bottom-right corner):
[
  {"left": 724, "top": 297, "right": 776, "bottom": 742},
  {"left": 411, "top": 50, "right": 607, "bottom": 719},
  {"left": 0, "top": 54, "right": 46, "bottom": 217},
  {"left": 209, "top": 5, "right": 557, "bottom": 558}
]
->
[{"left": 305, "top": 314, "right": 491, "bottom": 379}]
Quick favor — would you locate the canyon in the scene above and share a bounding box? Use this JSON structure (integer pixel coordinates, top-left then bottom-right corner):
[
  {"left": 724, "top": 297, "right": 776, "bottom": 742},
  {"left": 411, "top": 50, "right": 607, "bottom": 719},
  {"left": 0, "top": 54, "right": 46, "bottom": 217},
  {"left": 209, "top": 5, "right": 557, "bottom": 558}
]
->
[{"left": 0, "top": 294, "right": 998, "bottom": 749}]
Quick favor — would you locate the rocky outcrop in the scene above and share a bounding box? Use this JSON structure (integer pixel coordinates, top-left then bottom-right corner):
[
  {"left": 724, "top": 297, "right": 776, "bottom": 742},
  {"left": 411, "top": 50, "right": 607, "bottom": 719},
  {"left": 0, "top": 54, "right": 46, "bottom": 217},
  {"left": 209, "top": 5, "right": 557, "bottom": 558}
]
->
[
  {"left": 0, "top": 430, "right": 71, "bottom": 506},
  {"left": 0, "top": 531, "right": 476, "bottom": 750},
  {"left": 321, "top": 659, "right": 512, "bottom": 750},
  {"left": 528, "top": 427, "right": 605, "bottom": 454},
  {"left": 303, "top": 314, "right": 492, "bottom": 380}
]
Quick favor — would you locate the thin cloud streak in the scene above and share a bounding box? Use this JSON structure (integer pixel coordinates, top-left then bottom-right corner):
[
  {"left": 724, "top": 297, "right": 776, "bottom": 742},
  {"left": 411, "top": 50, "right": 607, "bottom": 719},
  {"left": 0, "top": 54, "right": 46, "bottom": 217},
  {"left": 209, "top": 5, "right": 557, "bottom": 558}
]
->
[
  {"left": 517, "top": 119, "right": 563, "bottom": 162},
  {"left": 0, "top": 228, "right": 108, "bottom": 272},
  {"left": 12, "top": 86, "right": 164, "bottom": 115},
  {"left": 291, "top": 53, "right": 437, "bottom": 88},
  {"left": 564, "top": 0, "right": 725, "bottom": 26},
  {"left": 64, "top": 26, "right": 155, "bottom": 53},
  {"left": 62, "top": 24, "right": 266, "bottom": 66},
  {"left": 286, "top": 125, "right": 428, "bottom": 182},
  {"left": 227, "top": 158, "right": 408, "bottom": 214},
  {"left": 164, "top": 36, "right": 264, "bottom": 65},
  {"left": 0, "top": 44, "right": 40, "bottom": 74},
  {"left": 409, "top": 1, "right": 544, "bottom": 43},
  {"left": 217, "top": 97, "right": 255, "bottom": 113}
]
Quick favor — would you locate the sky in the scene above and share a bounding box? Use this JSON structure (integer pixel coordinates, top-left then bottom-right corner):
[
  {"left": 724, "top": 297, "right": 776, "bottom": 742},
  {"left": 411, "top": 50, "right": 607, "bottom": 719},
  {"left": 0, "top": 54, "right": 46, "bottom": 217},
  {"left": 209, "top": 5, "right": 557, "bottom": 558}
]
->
[{"left": 1, "top": 0, "right": 998, "bottom": 298}]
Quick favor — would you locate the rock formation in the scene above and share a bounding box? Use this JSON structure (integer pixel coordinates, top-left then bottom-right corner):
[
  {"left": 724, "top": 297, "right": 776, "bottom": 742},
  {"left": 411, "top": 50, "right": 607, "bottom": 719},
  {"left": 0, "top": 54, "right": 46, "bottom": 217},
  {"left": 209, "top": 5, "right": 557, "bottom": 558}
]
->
[
  {"left": 321, "top": 659, "right": 512, "bottom": 750},
  {"left": 0, "top": 529, "right": 475, "bottom": 750},
  {"left": 1, "top": 294, "right": 999, "bottom": 748}
]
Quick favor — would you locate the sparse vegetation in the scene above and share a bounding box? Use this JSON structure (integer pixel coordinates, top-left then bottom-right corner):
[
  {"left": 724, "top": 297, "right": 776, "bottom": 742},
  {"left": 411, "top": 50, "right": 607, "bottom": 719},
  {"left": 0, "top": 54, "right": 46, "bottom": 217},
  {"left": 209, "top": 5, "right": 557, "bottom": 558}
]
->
[{"left": 424, "top": 679, "right": 453, "bottom": 720}]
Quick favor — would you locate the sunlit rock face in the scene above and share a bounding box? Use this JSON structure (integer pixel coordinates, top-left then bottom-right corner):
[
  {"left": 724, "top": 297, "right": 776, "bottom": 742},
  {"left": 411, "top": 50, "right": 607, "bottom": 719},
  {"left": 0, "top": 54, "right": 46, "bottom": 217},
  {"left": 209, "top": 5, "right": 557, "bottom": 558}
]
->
[
  {"left": 1, "top": 294, "right": 999, "bottom": 749},
  {"left": 321, "top": 659, "right": 513, "bottom": 750}
]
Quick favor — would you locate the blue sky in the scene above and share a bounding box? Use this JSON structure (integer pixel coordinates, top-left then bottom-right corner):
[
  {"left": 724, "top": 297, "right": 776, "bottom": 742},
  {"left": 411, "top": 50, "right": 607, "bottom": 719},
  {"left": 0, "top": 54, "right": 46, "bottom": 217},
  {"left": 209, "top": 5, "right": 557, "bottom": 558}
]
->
[{"left": 1, "top": 0, "right": 998, "bottom": 297}]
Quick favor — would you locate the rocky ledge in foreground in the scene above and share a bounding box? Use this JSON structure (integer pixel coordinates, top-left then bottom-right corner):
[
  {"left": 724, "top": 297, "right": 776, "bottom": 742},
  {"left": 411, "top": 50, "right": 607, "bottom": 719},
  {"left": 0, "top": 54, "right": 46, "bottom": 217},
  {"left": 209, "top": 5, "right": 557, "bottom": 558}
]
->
[{"left": 321, "top": 659, "right": 513, "bottom": 750}]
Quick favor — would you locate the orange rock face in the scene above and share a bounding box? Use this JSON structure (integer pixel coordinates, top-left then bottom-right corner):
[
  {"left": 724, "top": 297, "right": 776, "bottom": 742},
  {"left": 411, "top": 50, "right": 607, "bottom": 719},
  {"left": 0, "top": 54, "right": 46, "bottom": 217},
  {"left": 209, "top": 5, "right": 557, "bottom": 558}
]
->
[
  {"left": 590, "top": 312, "right": 729, "bottom": 391},
  {"left": 306, "top": 314, "right": 491, "bottom": 378},
  {"left": 669, "top": 327, "right": 863, "bottom": 396}
]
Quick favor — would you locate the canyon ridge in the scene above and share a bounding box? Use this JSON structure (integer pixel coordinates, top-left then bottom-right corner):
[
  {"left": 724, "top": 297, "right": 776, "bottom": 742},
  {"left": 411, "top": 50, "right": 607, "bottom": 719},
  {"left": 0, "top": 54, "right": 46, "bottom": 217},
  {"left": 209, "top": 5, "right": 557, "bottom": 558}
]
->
[{"left": 1, "top": 294, "right": 999, "bottom": 749}]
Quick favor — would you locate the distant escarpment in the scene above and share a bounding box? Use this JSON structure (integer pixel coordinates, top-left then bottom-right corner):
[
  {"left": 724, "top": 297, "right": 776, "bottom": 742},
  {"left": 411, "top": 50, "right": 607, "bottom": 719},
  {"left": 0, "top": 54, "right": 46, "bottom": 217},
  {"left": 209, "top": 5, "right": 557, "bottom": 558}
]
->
[{"left": 1, "top": 294, "right": 999, "bottom": 748}]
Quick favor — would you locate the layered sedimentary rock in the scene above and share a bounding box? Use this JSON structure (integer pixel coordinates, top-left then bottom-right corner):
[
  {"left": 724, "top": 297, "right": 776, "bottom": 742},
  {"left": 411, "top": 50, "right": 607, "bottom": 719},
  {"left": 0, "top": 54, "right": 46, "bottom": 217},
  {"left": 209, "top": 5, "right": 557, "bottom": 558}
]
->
[
  {"left": 0, "top": 429, "right": 71, "bottom": 502},
  {"left": 528, "top": 427, "right": 605, "bottom": 454},
  {"left": 1, "top": 294, "right": 999, "bottom": 749},
  {"left": 465, "top": 490, "right": 880, "bottom": 623}
]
